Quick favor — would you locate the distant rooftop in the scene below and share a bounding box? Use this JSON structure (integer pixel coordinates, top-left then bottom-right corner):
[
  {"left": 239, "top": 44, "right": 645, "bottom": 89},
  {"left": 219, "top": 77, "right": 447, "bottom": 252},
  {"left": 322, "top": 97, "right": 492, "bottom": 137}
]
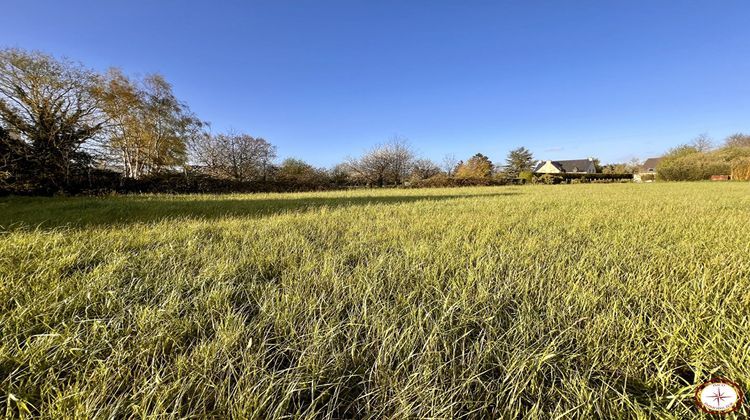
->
[
  {"left": 533, "top": 158, "right": 594, "bottom": 173},
  {"left": 640, "top": 157, "right": 663, "bottom": 172}
]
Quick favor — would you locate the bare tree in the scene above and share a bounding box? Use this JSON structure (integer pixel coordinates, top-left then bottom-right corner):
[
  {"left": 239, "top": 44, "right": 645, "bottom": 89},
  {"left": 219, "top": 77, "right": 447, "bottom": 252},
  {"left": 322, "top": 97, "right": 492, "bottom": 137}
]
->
[
  {"left": 724, "top": 133, "right": 750, "bottom": 148},
  {"left": 411, "top": 158, "right": 441, "bottom": 180},
  {"left": 441, "top": 153, "right": 458, "bottom": 176},
  {"left": 0, "top": 48, "right": 105, "bottom": 189},
  {"left": 691, "top": 133, "right": 714, "bottom": 152},
  {"left": 627, "top": 157, "right": 643, "bottom": 173},
  {"left": 192, "top": 131, "right": 276, "bottom": 181},
  {"left": 346, "top": 137, "right": 415, "bottom": 187},
  {"left": 328, "top": 162, "right": 353, "bottom": 186}
]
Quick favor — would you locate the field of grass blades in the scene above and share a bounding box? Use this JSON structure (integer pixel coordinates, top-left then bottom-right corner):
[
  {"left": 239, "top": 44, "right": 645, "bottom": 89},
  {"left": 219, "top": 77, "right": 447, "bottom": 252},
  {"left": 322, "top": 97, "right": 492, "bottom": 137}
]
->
[{"left": 1, "top": 183, "right": 749, "bottom": 418}]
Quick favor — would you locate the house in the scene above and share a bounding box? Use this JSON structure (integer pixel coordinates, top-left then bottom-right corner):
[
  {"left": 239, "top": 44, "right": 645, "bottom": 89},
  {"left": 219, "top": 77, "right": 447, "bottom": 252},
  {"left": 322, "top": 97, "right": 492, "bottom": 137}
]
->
[
  {"left": 639, "top": 157, "right": 662, "bottom": 174},
  {"left": 532, "top": 158, "right": 597, "bottom": 174},
  {"left": 632, "top": 157, "right": 663, "bottom": 182}
]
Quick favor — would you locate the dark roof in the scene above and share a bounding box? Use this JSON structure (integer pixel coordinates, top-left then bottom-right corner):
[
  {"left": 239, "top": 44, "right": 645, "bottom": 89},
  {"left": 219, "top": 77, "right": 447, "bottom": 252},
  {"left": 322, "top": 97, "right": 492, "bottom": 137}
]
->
[
  {"left": 556, "top": 159, "right": 594, "bottom": 173},
  {"left": 533, "top": 159, "right": 594, "bottom": 173},
  {"left": 641, "top": 157, "right": 663, "bottom": 172}
]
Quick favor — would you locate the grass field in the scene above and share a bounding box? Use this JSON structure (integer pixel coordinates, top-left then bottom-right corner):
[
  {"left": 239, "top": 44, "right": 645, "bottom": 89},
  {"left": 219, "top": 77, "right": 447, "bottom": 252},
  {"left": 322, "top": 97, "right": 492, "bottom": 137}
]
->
[{"left": 1, "top": 183, "right": 749, "bottom": 418}]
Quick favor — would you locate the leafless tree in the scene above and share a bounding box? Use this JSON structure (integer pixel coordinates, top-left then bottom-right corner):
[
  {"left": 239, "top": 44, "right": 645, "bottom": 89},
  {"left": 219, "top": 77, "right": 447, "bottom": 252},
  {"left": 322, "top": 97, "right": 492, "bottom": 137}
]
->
[
  {"left": 192, "top": 131, "right": 276, "bottom": 181},
  {"left": 411, "top": 158, "right": 441, "bottom": 180},
  {"left": 627, "top": 157, "right": 643, "bottom": 173},
  {"left": 441, "top": 153, "right": 458, "bottom": 176},
  {"left": 724, "top": 133, "right": 750, "bottom": 148},
  {"left": 346, "top": 137, "right": 415, "bottom": 187},
  {"left": 691, "top": 133, "right": 714, "bottom": 152}
]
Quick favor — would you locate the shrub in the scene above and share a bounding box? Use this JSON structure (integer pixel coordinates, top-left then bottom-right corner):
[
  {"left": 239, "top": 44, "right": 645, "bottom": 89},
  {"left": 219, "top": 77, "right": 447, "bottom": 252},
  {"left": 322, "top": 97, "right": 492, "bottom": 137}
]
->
[
  {"left": 533, "top": 174, "right": 563, "bottom": 184},
  {"left": 658, "top": 150, "right": 731, "bottom": 181},
  {"left": 518, "top": 171, "right": 533, "bottom": 183},
  {"left": 656, "top": 145, "right": 750, "bottom": 181}
]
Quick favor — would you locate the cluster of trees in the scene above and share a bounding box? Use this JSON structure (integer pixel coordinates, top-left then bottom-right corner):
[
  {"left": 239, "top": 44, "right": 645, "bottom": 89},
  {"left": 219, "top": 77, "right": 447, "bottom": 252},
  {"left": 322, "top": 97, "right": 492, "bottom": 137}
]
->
[
  {"left": 657, "top": 133, "right": 750, "bottom": 181},
  {"left": 344, "top": 138, "right": 416, "bottom": 187},
  {"left": 338, "top": 141, "right": 535, "bottom": 188},
  {"left": 0, "top": 48, "right": 207, "bottom": 193},
  {"left": 599, "top": 159, "right": 642, "bottom": 175},
  {"left": 0, "top": 48, "right": 537, "bottom": 195},
  {"left": 3, "top": 47, "right": 749, "bottom": 195},
  {"left": 0, "top": 48, "right": 328, "bottom": 194},
  {"left": 447, "top": 148, "right": 535, "bottom": 180}
]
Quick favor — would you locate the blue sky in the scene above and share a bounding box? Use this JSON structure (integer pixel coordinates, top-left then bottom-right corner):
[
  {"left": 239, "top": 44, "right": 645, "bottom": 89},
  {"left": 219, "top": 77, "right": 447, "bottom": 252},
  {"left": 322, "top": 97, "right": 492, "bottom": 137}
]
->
[{"left": 2, "top": 1, "right": 749, "bottom": 166}]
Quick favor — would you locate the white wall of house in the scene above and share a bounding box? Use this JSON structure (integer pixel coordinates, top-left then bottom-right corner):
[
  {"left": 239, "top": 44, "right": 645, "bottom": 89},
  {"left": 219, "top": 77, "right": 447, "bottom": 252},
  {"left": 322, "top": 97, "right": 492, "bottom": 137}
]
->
[{"left": 535, "top": 161, "right": 562, "bottom": 174}]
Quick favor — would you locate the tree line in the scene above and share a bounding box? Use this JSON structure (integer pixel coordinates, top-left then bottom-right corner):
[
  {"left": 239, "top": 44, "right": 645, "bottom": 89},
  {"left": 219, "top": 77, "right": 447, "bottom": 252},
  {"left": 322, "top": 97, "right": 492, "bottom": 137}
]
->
[
  {"left": 2, "top": 48, "right": 748, "bottom": 195},
  {"left": 0, "top": 48, "right": 540, "bottom": 195}
]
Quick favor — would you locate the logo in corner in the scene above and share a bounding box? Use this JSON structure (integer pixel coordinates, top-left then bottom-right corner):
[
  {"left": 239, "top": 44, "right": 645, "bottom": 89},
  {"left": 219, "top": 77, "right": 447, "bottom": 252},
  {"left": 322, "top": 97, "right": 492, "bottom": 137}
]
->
[{"left": 695, "top": 378, "right": 744, "bottom": 415}]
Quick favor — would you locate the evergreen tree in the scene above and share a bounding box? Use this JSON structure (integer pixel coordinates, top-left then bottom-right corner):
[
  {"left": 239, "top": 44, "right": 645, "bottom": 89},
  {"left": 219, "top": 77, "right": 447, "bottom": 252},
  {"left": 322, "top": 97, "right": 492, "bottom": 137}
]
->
[{"left": 505, "top": 147, "right": 534, "bottom": 177}]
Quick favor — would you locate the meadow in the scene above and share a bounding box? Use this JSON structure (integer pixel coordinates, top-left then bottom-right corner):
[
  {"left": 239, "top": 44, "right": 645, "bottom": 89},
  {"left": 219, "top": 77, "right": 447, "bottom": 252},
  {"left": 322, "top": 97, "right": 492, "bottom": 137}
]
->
[{"left": 1, "top": 183, "right": 749, "bottom": 418}]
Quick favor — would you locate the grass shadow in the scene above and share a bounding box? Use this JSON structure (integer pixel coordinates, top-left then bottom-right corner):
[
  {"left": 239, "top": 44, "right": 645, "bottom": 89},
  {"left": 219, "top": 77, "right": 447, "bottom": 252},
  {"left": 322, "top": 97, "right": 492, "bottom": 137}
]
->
[{"left": 0, "top": 190, "right": 520, "bottom": 231}]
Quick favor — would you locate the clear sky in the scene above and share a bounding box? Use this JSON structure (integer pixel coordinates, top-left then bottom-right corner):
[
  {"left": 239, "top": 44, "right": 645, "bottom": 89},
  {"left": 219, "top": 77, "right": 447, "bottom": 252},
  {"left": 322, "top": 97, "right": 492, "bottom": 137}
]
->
[{"left": 2, "top": 1, "right": 748, "bottom": 166}]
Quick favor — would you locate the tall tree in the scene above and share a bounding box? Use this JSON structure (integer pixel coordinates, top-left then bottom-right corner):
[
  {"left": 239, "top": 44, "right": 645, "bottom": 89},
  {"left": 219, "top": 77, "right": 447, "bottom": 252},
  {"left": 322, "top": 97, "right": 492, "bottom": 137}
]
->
[
  {"left": 141, "top": 74, "right": 203, "bottom": 174},
  {"left": 0, "top": 48, "right": 104, "bottom": 190},
  {"left": 97, "top": 69, "right": 204, "bottom": 178},
  {"left": 504, "top": 147, "right": 534, "bottom": 177},
  {"left": 96, "top": 68, "right": 144, "bottom": 178}
]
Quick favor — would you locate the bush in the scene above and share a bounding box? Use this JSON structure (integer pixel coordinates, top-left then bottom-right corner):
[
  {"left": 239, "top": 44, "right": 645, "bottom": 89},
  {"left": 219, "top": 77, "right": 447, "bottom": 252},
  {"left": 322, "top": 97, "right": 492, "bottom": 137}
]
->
[
  {"left": 0, "top": 170, "right": 341, "bottom": 196},
  {"left": 518, "top": 171, "right": 533, "bottom": 183},
  {"left": 657, "top": 153, "right": 730, "bottom": 181},
  {"left": 533, "top": 174, "right": 564, "bottom": 184},
  {"left": 274, "top": 159, "right": 331, "bottom": 191},
  {"left": 118, "top": 172, "right": 338, "bottom": 194},
  {"left": 656, "top": 146, "right": 750, "bottom": 181},
  {"left": 638, "top": 173, "right": 656, "bottom": 182}
]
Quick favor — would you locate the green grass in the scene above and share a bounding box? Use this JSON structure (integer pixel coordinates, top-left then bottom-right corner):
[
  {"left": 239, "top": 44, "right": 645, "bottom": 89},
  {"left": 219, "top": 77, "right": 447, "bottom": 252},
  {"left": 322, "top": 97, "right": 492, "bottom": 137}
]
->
[{"left": 1, "top": 183, "right": 749, "bottom": 418}]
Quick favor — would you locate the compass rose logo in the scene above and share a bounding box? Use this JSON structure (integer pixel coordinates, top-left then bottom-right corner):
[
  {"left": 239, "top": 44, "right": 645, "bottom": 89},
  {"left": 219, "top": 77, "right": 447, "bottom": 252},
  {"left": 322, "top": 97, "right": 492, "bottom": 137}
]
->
[{"left": 695, "top": 378, "right": 744, "bottom": 414}]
